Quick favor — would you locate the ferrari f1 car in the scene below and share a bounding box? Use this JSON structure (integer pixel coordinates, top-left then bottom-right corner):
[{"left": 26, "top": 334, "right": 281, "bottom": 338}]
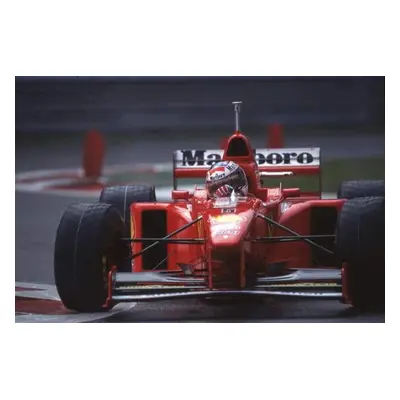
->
[{"left": 54, "top": 102, "right": 385, "bottom": 312}]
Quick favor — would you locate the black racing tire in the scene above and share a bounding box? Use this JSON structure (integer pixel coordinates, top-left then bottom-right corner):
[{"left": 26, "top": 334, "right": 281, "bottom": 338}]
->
[
  {"left": 337, "top": 180, "right": 384, "bottom": 199},
  {"left": 100, "top": 185, "right": 156, "bottom": 227},
  {"left": 99, "top": 185, "right": 156, "bottom": 271},
  {"left": 54, "top": 203, "right": 126, "bottom": 312},
  {"left": 336, "top": 196, "right": 385, "bottom": 310}
]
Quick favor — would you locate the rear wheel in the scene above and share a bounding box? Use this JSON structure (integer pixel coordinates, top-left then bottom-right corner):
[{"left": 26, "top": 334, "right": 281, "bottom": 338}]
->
[
  {"left": 336, "top": 196, "right": 385, "bottom": 310},
  {"left": 54, "top": 203, "right": 125, "bottom": 312},
  {"left": 99, "top": 185, "right": 156, "bottom": 271},
  {"left": 337, "top": 180, "right": 384, "bottom": 199}
]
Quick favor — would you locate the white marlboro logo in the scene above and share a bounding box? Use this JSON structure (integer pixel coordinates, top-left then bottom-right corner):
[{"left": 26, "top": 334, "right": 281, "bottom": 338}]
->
[
  {"left": 174, "top": 148, "right": 320, "bottom": 168},
  {"left": 177, "top": 150, "right": 223, "bottom": 167}
]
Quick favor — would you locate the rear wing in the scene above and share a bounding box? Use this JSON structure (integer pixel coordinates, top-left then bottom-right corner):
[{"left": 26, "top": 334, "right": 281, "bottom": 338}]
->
[{"left": 173, "top": 147, "right": 321, "bottom": 182}]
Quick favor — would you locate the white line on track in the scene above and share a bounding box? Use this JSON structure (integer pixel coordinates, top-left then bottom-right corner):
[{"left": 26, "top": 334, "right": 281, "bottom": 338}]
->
[
  {"left": 15, "top": 281, "right": 137, "bottom": 323},
  {"left": 15, "top": 164, "right": 338, "bottom": 201}
]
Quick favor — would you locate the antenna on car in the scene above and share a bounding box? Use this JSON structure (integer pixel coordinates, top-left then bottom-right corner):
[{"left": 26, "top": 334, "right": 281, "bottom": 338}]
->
[{"left": 232, "top": 101, "right": 242, "bottom": 132}]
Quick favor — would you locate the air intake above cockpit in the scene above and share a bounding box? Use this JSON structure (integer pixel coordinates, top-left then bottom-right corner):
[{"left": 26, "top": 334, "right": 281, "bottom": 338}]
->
[{"left": 226, "top": 137, "right": 250, "bottom": 157}]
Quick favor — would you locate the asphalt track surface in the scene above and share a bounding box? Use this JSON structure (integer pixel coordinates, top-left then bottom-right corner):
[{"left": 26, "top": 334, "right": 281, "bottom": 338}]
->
[{"left": 15, "top": 133, "right": 385, "bottom": 322}]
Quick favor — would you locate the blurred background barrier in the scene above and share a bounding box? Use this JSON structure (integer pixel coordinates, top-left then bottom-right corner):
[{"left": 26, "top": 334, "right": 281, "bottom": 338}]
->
[
  {"left": 15, "top": 76, "right": 385, "bottom": 191},
  {"left": 15, "top": 76, "right": 384, "bottom": 136}
]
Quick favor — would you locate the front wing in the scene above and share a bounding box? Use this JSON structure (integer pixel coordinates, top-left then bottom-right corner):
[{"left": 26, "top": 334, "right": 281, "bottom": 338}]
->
[{"left": 106, "top": 268, "right": 343, "bottom": 306}]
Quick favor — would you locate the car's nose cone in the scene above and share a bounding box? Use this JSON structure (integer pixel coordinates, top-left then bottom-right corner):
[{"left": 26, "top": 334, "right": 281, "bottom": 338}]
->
[{"left": 207, "top": 210, "right": 254, "bottom": 247}]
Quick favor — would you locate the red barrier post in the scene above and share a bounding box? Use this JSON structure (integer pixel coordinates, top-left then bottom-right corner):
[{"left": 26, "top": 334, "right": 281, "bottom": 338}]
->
[
  {"left": 82, "top": 130, "right": 105, "bottom": 180},
  {"left": 267, "top": 123, "right": 284, "bottom": 148}
]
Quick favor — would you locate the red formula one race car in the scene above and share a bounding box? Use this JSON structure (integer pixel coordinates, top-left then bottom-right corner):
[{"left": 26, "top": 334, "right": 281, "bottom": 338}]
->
[{"left": 54, "top": 102, "right": 385, "bottom": 313}]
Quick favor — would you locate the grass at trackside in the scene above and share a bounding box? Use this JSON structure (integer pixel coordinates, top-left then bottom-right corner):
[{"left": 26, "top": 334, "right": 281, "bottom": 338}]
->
[
  {"left": 270, "top": 156, "right": 385, "bottom": 193},
  {"left": 320, "top": 157, "right": 384, "bottom": 192},
  {"left": 109, "top": 156, "right": 384, "bottom": 193}
]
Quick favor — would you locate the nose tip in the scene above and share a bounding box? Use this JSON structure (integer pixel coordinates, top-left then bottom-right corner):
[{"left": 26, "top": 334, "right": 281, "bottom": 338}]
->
[{"left": 211, "top": 230, "right": 241, "bottom": 243}]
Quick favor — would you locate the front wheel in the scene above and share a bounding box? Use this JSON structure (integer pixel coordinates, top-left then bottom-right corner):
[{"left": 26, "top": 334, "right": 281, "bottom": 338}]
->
[
  {"left": 336, "top": 196, "right": 385, "bottom": 310},
  {"left": 54, "top": 203, "right": 126, "bottom": 312},
  {"left": 337, "top": 180, "right": 384, "bottom": 199}
]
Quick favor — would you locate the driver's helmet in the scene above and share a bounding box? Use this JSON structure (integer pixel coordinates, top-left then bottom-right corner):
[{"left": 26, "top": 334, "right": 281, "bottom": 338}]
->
[{"left": 205, "top": 161, "right": 248, "bottom": 198}]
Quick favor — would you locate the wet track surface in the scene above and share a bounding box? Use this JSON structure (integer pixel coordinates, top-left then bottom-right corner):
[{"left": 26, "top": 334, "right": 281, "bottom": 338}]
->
[
  {"left": 15, "top": 135, "right": 385, "bottom": 322},
  {"left": 101, "top": 299, "right": 383, "bottom": 323}
]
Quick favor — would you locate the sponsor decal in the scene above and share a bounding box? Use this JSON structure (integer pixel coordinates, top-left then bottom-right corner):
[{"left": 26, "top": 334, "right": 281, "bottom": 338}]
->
[
  {"left": 282, "top": 292, "right": 336, "bottom": 297},
  {"left": 267, "top": 282, "right": 340, "bottom": 287},
  {"left": 210, "top": 213, "right": 249, "bottom": 236},
  {"left": 221, "top": 208, "right": 235, "bottom": 214},
  {"left": 214, "top": 229, "right": 240, "bottom": 236},
  {"left": 211, "top": 222, "right": 238, "bottom": 232},
  {"left": 207, "top": 162, "right": 238, "bottom": 182},
  {"left": 211, "top": 214, "right": 242, "bottom": 224},
  {"left": 225, "top": 162, "right": 237, "bottom": 172},
  {"left": 179, "top": 150, "right": 222, "bottom": 167},
  {"left": 134, "top": 292, "right": 193, "bottom": 298},
  {"left": 268, "top": 188, "right": 281, "bottom": 198},
  {"left": 132, "top": 285, "right": 186, "bottom": 289},
  {"left": 214, "top": 197, "right": 234, "bottom": 207},
  {"left": 254, "top": 151, "right": 316, "bottom": 166},
  {"left": 208, "top": 171, "right": 226, "bottom": 181},
  {"left": 175, "top": 148, "right": 320, "bottom": 168}
]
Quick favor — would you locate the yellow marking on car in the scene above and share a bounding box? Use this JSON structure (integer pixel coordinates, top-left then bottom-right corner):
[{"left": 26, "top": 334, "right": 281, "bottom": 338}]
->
[
  {"left": 130, "top": 216, "right": 135, "bottom": 238},
  {"left": 266, "top": 282, "right": 340, "bottom": 287},
  {"left": 125, "top": 285, "right": 186, "bottom": 289},
  {"left": 212, "top": 214, "right": 241, "bottom": 223}
]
